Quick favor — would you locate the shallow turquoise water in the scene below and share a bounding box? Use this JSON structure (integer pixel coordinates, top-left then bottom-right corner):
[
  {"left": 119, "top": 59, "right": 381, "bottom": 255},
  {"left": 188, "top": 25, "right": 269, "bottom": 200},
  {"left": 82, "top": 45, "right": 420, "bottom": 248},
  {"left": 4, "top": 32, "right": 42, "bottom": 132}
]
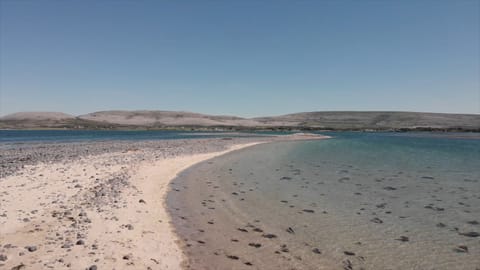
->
[{"left": 168, "top": 133, "right": 480, "bottom": 270}]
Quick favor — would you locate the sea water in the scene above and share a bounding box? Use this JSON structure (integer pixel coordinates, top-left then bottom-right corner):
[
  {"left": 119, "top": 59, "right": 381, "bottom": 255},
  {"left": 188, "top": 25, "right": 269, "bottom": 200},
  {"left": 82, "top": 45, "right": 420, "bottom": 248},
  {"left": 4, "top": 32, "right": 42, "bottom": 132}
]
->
[
  {"left": 0, "top": 130, "right": 271, "bottom": 143},
  {"left": 168, "top": 132, "right": 480, "bottom": 270}
]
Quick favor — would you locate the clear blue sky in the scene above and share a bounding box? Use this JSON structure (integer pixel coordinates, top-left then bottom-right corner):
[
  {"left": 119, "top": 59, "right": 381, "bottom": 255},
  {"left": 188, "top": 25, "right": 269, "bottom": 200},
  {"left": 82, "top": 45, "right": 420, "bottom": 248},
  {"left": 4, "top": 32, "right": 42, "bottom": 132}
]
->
[{"left": 1, "top": 0, "right": 479, "bottom": 117}]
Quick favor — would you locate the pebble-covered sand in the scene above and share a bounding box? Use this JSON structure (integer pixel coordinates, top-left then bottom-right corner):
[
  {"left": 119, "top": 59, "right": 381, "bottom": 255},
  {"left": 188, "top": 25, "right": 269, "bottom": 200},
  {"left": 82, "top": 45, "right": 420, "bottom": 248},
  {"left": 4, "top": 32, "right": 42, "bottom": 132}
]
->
[{"left": 0, "top": 138, "right": 266, "bottom": 179}]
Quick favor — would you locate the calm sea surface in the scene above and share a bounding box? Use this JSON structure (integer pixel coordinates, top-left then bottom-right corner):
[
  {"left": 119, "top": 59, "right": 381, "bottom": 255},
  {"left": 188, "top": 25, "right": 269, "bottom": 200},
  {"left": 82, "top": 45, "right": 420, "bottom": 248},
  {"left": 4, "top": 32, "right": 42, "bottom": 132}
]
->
[
  {"left": 168, "top": 132, "right": 480, "bottom": 270},
  {"left": 0, "top": 130, "right": 275, "bottom": 143}
]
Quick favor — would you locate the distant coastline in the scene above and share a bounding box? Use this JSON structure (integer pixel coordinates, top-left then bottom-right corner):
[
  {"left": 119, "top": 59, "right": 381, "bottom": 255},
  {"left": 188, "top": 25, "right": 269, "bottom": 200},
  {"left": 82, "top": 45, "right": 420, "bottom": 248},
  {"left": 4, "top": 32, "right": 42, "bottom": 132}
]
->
[
  {"left": 1, "top": 110, "right": 479, "bottom": 132},
  {"left": 1, "top": 126, "right": 479, "bottom": 133}
]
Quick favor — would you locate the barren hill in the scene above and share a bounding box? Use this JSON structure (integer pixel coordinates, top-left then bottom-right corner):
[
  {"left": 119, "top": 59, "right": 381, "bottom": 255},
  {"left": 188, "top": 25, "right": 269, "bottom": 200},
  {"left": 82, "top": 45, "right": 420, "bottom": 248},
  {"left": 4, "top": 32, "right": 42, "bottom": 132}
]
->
[
  {"left": 1, "top": 110, "right": 478, "bottom": 131},
  {"left": 78, "top": 110, "right": 261, "bottom": 127},
  {"left": 0, "top": 112, "right": 81, "bottom": 129},
  {"left": 255, "top": 111, "right": 480, "bottom": 130},
  {"left": 1, "top": 112, "right": 74, "bottom": 121}
]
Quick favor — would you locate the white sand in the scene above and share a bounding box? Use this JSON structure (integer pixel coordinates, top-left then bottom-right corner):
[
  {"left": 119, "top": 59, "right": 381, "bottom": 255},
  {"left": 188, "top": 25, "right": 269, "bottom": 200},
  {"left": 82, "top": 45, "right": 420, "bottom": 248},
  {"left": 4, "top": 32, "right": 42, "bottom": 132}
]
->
[{"left": 0, "top": 142, "right": 262, "bottom": 270}]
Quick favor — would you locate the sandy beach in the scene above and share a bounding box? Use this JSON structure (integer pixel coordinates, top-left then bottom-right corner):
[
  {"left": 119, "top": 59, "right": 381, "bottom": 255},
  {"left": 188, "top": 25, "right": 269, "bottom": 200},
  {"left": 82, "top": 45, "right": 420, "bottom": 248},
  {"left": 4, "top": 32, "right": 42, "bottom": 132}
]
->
[
  {"left": 0, "top": 138, "right": 267, "bottom": 270},
  {"left": 0, "top": 134, "right": 328, "bottom": 270}
]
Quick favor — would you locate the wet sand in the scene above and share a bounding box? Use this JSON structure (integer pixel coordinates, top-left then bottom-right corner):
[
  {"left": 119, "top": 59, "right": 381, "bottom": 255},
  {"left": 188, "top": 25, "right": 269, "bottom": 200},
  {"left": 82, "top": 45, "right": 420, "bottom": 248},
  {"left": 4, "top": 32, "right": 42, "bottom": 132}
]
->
[
  {"left": 167, "top": 138, "right": 480, "bottom": 270},
  {"left": 168, "top": 142, "right": 339, "bottom": 270}
]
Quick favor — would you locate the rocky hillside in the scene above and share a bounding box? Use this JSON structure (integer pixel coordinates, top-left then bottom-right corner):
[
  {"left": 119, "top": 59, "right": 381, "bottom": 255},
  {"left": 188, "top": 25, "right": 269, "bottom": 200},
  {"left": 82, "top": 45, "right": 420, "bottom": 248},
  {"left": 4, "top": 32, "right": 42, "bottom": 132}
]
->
[
  {"left": 1, "top": 110, "right": 478, "bottom": 131},
  {"left": 1, "top": 112, "right": 74, "bottom": 121},
  {"left": 255, "top": 111, "right": 480, "bottom": 130},
  {"left": 78, "top": 110, "right": 261, "bottom": 127}
]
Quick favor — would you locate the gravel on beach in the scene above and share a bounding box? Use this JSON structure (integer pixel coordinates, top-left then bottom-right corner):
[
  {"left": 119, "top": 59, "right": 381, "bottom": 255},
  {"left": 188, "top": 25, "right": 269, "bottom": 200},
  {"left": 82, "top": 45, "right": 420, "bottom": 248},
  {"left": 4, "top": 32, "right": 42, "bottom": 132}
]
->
[{"left": 0, "top": 137, "right": 273, "bottom": 179}]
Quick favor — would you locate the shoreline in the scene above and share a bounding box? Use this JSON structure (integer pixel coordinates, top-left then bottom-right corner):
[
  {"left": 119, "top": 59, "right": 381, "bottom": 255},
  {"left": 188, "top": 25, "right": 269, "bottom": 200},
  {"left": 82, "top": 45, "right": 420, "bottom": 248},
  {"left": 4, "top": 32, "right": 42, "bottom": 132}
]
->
[
  {"left": 0, "top": 135, "right": 329, "bottom": 269},
  {"left": 165, "top": 137, "right": 480, "bottom": 270},
  {"left": 0, "top": 138, "right": 269, "bottom": 269},
  {"left": 130, "top": 141, "right": 266, "bottom": 269}
]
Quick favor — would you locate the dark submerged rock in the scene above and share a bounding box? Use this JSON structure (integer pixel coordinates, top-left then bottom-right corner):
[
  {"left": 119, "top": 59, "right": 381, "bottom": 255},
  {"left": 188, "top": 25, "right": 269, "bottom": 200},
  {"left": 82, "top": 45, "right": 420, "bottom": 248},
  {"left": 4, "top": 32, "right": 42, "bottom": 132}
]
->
[
  {"left": 459, "top": 231, "right": 479, "bottom": 237},
  {"left": 226, "top": 255, "right": 239, "bottom": 260},
  {"left": 395, "top": 236, "right": 409, "bottom": 242},
  {"left": 248, "top": 243, "right": 262, "bottom": 248},
  {"left": 11, "top": 264, "right": 26, "bottom": 270},
  {"left": 370, "top": 217, "right": 383, "bottom": 224},
  {"left": 25, "top": 246, "right": 37, "bottom": 252},
  {"left": 262, "top": 233, "right": 277, "bottom": 239},
  {"left": 453, "top": 245, "right": 468, "bottom": 253}
]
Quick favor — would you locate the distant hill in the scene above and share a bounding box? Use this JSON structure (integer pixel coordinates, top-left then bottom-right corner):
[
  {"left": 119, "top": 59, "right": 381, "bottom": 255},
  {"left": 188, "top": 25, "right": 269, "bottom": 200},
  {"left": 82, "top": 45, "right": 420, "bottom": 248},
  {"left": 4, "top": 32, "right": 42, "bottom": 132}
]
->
[
  {"left": 2, "top": 112, "right": 74, "bottom": 121},
  {"left": 0, "top": 112, "right": 75, "bottom": 129},
  {"left": 78, "top": 110, "right": 261, "bottom": 127},
  {"left": 255, "top": 111, "right": 480, "bottom": 130},
  {"left": 1, "top": 110, "right": 479, "bottom": 131}
]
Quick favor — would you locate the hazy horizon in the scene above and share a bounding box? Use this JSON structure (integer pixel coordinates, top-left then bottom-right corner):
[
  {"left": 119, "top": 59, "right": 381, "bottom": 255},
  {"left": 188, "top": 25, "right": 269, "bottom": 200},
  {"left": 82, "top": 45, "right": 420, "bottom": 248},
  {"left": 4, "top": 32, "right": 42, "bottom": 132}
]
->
[{"left": 1, "top": 0, "right": 479, "bottom": 117}]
